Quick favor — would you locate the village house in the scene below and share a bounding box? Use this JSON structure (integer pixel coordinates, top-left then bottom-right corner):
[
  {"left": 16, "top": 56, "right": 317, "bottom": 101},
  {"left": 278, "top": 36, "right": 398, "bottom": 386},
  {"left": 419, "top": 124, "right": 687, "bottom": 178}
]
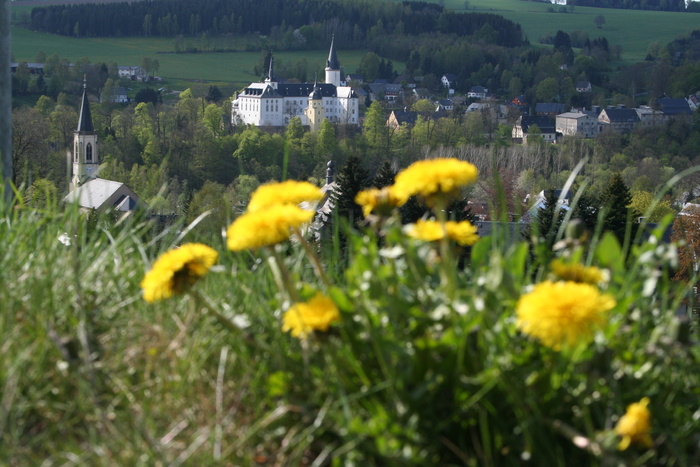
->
[
  {"left": 468, "top": 86, "right": 488, "bottom": 99},
  {"left": 386, "top": 109, "right": 418, "bottom": 130},
  {"left": 117, "top": 66, "right": 148, "bottom": 81},
  {"left": 441, "top": 73, "right": 457, "bottom": 89},
  {"left": 512, "top": 115, "right": 557, "bottom": 143},
  {"left": 556, "top": 111, "right": 598, "bottom": 138},
  {"left": 598, "top": 107, "right": 640, "bottom": 133},
  {"left": 535, "top": 102, "right": 566, "bottom": 117},
  {"left": 576, "top": 81, "right": 592, "bottom": 93}
]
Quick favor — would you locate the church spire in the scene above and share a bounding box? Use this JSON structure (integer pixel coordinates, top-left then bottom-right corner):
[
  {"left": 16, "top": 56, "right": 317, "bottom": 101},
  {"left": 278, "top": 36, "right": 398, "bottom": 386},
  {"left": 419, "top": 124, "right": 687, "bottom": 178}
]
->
[{"left": 77, "top": 75, "right": 94, "bottom": 132}]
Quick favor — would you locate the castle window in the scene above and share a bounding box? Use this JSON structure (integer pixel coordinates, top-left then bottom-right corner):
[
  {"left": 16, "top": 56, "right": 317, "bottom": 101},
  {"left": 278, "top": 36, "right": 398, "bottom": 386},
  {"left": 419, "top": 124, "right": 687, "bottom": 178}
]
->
[{"left": 86, "top": 143, "right": 93, "bottom": 162}]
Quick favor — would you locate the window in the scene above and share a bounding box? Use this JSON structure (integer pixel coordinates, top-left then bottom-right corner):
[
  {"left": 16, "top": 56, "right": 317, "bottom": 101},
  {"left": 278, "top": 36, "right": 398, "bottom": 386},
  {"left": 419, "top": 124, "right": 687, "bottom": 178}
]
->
[{"left": 86, "top": 143, "right": 93, "bottom": 162}]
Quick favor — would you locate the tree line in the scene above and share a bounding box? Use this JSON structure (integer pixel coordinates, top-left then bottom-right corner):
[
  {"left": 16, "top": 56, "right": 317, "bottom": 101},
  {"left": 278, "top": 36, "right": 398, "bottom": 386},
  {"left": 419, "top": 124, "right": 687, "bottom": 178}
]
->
[{"left": 27, "top": 0, "right": 524, "bottom": 47}]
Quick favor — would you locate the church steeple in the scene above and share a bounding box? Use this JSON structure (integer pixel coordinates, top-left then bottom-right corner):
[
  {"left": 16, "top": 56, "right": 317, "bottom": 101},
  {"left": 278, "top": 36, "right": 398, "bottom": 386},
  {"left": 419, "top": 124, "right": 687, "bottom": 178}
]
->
[
  {"left": 325, "top": 35, "right": 341, "bottom": 87},
  {"left": 71, "top": 76, "right": 99, "bottom": 189},
  {"left": 77, "top": 78, "right": 94, "bottom": 132}
]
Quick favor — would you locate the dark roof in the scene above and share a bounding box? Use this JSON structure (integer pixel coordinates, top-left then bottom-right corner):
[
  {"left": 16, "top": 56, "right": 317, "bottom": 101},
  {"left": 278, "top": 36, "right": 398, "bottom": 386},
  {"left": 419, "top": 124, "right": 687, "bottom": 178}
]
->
[
  {"left": 443, "top": 73, "right": 457, "bottom": 82},
  {"left": 437, "top": 99, "right": 453, "bottom": 106},
  {"left": 469, "top": 86, "right": 487, "bottom": 93},
  {"left": 520, "top": 116, "right": 555, "bottom": 133},
  {"left": 243, "top": 83, "right": 338, "bottom": 98},
  {"left": 310, "top": 82, "right": 323, "bottom": 100},
  {"left": 326, "top": 36, "right": 340, "bottom": 70},
  {"left": 658, "top": 97, "right": 692, "bottom": 116},
  {"left": 535, "top": 102, "right": 565, "bottom": 115},
  {"left": 389, "top": 110, "right": 417, "bottom": 126},
  {"left": 77, "top": 83, "right": 94, "bottom": 132},
  {"left": 576, "top": 81, "right": 591, "bottom": 88},
  {"left": 602, "top": 108, "right": 640, "bottom": 122}
]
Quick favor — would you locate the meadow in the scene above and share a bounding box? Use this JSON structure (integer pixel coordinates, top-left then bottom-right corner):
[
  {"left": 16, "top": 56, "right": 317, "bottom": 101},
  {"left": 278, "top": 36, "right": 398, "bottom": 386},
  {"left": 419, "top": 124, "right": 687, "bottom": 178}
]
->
[
  {"left": 10, "top": 25, "right": 370, "bottom": 90},
  {"left": 425, "top": 0, "right": 700, "bottom": 63},
  {"left": 2, "top": 163, "right": 699, "bottom": 464}
]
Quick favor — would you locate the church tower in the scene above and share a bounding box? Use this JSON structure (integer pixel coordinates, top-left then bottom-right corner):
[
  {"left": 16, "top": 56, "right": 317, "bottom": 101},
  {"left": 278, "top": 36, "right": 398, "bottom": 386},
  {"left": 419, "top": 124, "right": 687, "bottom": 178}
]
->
[
  {"left": 306, "top": 81, "right": 325, "bottom": 132},
  {"left": 325, "top": 35, "right": 341, "bottom": 87},
  {"left": 71, "top": 78, "right": 99, "bottom": 189}
]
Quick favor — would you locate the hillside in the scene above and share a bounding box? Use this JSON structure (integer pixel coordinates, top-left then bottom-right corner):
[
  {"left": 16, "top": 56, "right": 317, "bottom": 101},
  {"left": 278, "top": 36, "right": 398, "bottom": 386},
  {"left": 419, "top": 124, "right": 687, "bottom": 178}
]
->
[{"left": 439, "top": 0, "right": 700, "bottom": 63}]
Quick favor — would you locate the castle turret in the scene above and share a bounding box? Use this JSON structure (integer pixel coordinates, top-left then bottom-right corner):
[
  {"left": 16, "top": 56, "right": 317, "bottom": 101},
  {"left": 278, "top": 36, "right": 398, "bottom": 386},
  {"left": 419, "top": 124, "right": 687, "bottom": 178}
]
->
[
  {"left": 71, "top": 78, "right": 99, "bottom": 189},
  {"left": 306, "top": 80, "right": 325, "bottom": 132},
  {"left": 325, "top": 35, "right": 341, "bottom": 87}
]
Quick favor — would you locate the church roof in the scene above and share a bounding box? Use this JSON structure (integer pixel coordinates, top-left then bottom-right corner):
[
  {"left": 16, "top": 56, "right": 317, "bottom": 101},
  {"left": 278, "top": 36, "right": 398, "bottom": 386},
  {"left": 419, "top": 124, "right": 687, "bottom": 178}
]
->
[
  {"left": 64, "top": 178, "right": 142, "bottom": 211},
  {"left": 77, "top": 81, "right": 94, "bottom": 132},
  {"left": 326, "top": 35, "right": 340, "bottom": 70}
]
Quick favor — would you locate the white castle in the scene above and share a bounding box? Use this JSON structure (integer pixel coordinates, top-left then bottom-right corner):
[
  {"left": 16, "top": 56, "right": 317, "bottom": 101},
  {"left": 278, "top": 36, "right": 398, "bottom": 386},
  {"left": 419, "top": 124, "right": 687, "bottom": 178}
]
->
[{"left": 231, "top": 37, "right": 359, "bottom": 131}]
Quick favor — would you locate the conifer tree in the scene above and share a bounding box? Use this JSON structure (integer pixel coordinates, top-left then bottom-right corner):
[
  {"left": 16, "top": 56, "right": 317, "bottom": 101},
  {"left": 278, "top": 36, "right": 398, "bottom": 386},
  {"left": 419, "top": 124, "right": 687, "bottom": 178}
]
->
[
  {"left": 373, "top": 159, "right": 396, "bottom": 188},
  {"left": 600, "top": 173, "right": 637, "bottom": 244},
  {"left": 332, "top": 154, "right": 370, "bottom": 227}
]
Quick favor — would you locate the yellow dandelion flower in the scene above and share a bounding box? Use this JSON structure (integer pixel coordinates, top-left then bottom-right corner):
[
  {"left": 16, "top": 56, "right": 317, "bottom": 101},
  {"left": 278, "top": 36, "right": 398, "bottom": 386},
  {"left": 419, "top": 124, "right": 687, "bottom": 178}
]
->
[
  {"left": 551, "top": 259, "right": 606, "bottom": 285},
  {"left": 407, "top": 219, "right": 479, "bottom": 246},
  {"left": 615, "top": 397, "right": 653, "bottom": 450},
  {"left": 282, "top": 293, "right": 340, "bottom": 339},
  {"left": 355, "top": 187, "right": 403, "bottom": 217},
  {"left": 141, "top": 243, "right": 218, "bottom": 303},
  {"left": 247, "top": 180, "right": 323, "bottom": 212},
  {"left": 226, "top": 204, "right": 314, "bottom": 251},
  {"left": 391, "top": 158, "right": 478, "bottom": 205},
  {"left": 516, "top": 280, "right": 615, "bottom": 350}
]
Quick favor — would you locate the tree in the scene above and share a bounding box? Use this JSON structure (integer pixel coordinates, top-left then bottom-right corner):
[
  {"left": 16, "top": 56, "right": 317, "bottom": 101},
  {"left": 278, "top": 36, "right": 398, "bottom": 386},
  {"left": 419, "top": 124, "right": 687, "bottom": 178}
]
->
[
  {"left": 363, "top": 101, "right": 389, "bottom": 153},
  {"left": 536, "top": 77, "right": 559, "bottom": 102},
  {"left": 12, "top": 107, "right": 50, "bottom": 187},
  {"left": 331, "top": 154, "right": 370, "bottom": 227},
  {"left": 135, "top": 87, "right": 159, "bottom": 106},
  {"left": 205, "top": 85, "right": 223, "bottom": 103},
  {"left": 600, "top": 173, "right": 637, "bottom": 245},
  {"left": 594, "top": 15, "right": 606, "bottom": 29},
  {"left": 630, "top": 191, "right": 674, "bottom": 223}
]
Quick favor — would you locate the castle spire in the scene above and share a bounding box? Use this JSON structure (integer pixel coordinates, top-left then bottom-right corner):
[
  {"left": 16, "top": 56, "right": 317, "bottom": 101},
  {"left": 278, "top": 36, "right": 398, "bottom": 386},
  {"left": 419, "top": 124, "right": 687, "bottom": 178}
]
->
[
  {"left": 326, "top": 35, "right": 340, "bottom": 70},
  {"left": 77, "top": 75, "right": 93, "bottom": 132},
  {"left": 267, "top": 56, "right": 274, "bottom": 81}
]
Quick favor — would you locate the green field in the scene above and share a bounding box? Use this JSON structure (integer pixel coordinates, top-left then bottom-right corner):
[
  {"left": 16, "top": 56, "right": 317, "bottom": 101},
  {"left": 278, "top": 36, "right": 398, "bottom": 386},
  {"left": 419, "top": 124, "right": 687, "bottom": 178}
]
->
[
  {"left": 443, "top": 0, "right": 700, "bottom": 63},
  {"left": 11, "top": 26, "right": 369, "bottom": 90}
]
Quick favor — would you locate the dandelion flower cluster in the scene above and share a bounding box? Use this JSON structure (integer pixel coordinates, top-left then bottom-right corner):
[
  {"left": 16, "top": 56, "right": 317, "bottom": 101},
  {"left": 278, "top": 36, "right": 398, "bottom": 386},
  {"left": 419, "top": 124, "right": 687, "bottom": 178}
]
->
[
  {"left": 615, "top": 397, "right": 653, "bottom": 450},
  {"left": 355, "top": 187, "right": 403, "bottom": 218},
  {"left": 247, "top": 180, "right": 323, "bottom": 212},
  {"left": 141, "top": 243, "right": 218, "bottom": 303},
  {"left": 407, "top": 219, "right": 479, "bottom": 246},
  {"left": 227, "top": 179, "right": 321, "bottom": 251},
  {"left": 282, "top": 293, "right": 340, "bottom": 339},
  {"left": 551, "top": 259, "right": 606, "bottom": 285},
  {"left": 516, "top": 280, "right": 615, "bottom": 350},
  {"left": 227, "top": 204, "right": 314, "bottom": 251},
  {"left": 391, "top": 158, "right": 478, "bottom": 205}
]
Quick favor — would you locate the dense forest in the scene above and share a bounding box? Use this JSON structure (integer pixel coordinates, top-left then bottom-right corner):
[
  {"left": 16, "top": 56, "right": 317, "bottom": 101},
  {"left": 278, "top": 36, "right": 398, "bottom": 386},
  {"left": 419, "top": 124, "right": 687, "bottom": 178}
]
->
[{"left": 27, "top": 0, "right": 524, "bottom": 47}]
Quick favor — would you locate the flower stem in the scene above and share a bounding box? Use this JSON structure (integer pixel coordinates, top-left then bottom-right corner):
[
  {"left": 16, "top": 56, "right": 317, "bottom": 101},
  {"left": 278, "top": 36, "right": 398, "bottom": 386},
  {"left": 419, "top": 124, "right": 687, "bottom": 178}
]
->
[{"left": 295, "top": 229, "right": 332, "bottom": 289}]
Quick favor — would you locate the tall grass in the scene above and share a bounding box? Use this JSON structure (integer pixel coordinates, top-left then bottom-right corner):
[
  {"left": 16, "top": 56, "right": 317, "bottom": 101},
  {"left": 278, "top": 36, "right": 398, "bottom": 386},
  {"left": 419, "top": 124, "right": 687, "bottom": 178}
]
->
[{"left": 1, "top": 173, "right": 699, "bottom": 465}]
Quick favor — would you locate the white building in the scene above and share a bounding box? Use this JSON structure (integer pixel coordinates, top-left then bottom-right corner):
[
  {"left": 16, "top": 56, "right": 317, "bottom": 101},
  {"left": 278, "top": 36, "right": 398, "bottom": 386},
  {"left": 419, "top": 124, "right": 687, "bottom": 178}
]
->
[
  {"left": 231, "top": 38, "right": 359, "bottom": 129},
  {"left": 556, "top": 111, "right": 598, "bottom": 138}
]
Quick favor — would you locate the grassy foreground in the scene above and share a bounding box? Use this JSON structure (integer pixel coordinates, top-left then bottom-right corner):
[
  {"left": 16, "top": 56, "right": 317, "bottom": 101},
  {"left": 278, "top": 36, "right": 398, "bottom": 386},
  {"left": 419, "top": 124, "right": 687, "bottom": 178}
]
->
[{"left": 1, "top": 166, "right": 700, "bottom": 465}]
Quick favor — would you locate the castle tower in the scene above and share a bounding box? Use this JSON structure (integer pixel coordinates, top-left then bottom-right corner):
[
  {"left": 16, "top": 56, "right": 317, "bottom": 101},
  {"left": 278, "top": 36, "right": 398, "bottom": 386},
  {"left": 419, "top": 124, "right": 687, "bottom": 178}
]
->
[
  {"left": 306, "top": 81, "right": 325, "bottom": 132},
  {"left": 71, "top": 78, "right": 99, "bottom": 189},
  {"left": 325, "top": 35, "right": 341, "bottom": 87},
  {"left": 264, "top": 56, "right": 278, "bottom": 90}
]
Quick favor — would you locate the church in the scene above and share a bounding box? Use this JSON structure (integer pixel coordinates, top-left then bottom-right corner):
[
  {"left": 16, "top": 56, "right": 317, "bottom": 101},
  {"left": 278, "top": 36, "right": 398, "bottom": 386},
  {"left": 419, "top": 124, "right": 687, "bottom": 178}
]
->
[
  {"left": 231, "top": 37, "right": 360, "bottom": 130},
  {"left": 63, "top": 79, "right": 143, "bottom": 213}
]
